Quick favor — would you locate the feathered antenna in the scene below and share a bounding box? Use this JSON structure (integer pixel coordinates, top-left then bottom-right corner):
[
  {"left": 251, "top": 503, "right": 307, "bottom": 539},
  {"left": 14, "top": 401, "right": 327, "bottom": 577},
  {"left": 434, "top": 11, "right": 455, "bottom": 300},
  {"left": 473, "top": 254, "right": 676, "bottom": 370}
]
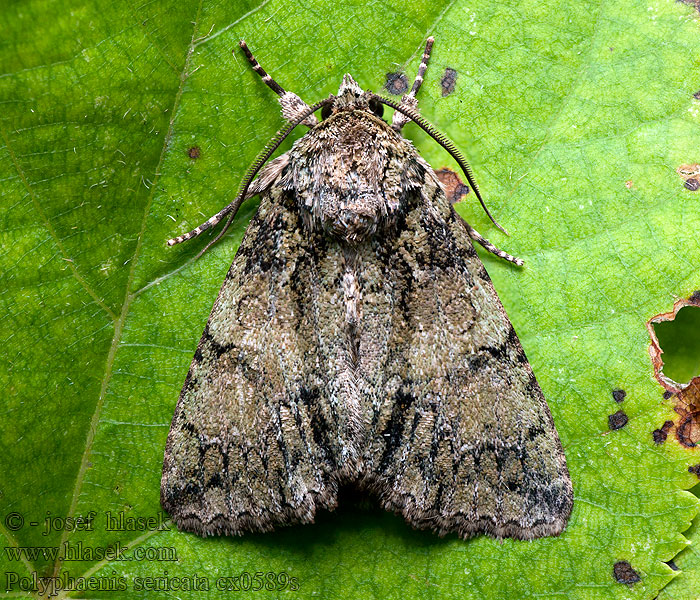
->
[{"left": 370, "top": 92, "right": 508, "bottom": 235}]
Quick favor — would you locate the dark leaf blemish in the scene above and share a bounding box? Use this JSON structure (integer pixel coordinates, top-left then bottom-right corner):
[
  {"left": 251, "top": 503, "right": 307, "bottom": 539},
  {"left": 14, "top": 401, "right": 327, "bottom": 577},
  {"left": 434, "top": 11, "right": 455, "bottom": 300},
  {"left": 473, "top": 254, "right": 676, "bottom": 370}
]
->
[
  {"left": 664, "top": 378, "right": 700, "bottom": 448},
  {"left": 689, "top": 289, "right": 700, "bottom": 304},
  {"left": 676, "top": 163, "right": 700, "bottom": 190},
  {"left": 652, "top": 420, "right": 673, "bottom": 444},
  {"left": 441, "top": 67, "right": 458, "bottom": 97},
  {"left": 684, "top": 177, "right": 699, "bottom": 191},
  {"left": 613, "top": 561, "right": 641, "bottom": 585},
  {"left": 676, "top": 414, "right": 700, "bottom": 447},
  {"left": 384, "top": 72, "right": 408, "bottom": 95},
  {"left": 188, "top": 146, "right": 201, "bottom": 160},
  {"left": 435, "top": 167, "right": 470, "bottom": 204},
  {"left": 608, "top": 410, "right": 628, "bottom": 431},
  {"left": 612, "top": 389, "right": 626, "bottom": 403},
  {"left": 663, "top": 390, "right": 674, "bottom": 400},
  {"left": 694, "top": 90, "right": 700, "bottom": 100},
  {"left": 688, "top": 464, "right": 700, "bottom": 478}
]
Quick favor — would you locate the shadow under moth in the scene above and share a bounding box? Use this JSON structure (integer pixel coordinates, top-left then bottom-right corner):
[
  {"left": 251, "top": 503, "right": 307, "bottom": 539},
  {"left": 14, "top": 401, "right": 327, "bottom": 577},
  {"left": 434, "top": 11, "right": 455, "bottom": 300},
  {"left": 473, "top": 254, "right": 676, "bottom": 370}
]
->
[{"left": 161, "top": 38, "right": 573, "bottom": 540}]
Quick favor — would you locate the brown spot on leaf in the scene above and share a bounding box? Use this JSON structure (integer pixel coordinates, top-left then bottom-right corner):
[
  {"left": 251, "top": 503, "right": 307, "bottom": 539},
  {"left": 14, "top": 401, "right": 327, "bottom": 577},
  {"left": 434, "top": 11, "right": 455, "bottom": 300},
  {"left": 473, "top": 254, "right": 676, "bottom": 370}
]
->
[
  {"left": 688, "top": 464, "right": 700, "bottom": 478},
  {"left": 652, "top": 420, "right": 673, "bottom": 444},
  {"left": 435, "top": 167, "right": 470, "bottom": 204},
  {"left": 608, "top": 410, "right": 628, "bottom": 431},
  {"left": 187, "top": 146, "right": 201, "bottom": 160},
  {"left": 674, "top": 380, "right": 700, "bottom": 447},
  {"left": 441, "top": 67, "right": 458, "bottom": 97},
  {"left": 625, "top": 180, "right": 634, "bottom": 189},
  {"left": 677, "top": 163, "right": 700, "bottom": 177},
  {"left": 651, "top": 382, "right": 700, "bottom": 448},
  {"left": 663, "top": 390, "right": 674, "bottom": 400},
  {"left": 694, "top": 90, "right": 700, "bottom": 100},
  {"left": 676, "top": 163, "right": 700, "bottom": 190},
  {"left": 385, "top": 72, "right": 408, "bottom": 96},
  {"left": 612, "top": 389, "right": 626, "bottom": 403},
  {"left": 613, "top": 561, "right": 641, "bottom": 585}
]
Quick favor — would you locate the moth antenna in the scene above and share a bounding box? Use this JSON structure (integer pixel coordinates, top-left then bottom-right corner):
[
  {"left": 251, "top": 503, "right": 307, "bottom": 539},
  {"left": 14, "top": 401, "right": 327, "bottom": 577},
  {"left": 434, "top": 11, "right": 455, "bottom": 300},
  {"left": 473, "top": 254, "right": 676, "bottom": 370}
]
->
[
  {"left": 372, "top": 93, "right": 509, "bottom": 235},
  {"left": 168, "top": 98, "right": 334, "bottom": 249}
]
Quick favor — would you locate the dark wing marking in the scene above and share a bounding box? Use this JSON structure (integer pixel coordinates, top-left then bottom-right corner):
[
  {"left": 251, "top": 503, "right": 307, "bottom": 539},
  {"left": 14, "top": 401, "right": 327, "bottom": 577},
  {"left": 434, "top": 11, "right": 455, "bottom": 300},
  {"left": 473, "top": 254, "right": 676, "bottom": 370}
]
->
[
  {"left": 357, "top": 175, "right": 573, "bottom": 540},
  {"left": 161, "top": 187, "right": 355, "bottom": 536}
]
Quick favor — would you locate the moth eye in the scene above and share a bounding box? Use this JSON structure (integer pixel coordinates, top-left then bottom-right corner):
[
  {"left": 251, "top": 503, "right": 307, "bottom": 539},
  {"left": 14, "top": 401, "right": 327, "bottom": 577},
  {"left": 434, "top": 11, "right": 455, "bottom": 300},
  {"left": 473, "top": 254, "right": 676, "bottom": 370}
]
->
[
  {"left": 369, "top": 99, "right": 384, "bottom": 118},
  {"left": 321, "top": 104, "right": 333, "bottom": 120}
]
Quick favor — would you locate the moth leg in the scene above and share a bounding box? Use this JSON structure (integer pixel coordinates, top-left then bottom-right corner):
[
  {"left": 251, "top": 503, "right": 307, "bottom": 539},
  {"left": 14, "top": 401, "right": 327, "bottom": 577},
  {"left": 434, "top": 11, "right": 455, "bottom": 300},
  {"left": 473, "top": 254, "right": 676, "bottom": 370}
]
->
[
  {"left": 167, "top": 154, "right": 289, "bottom": 247},
  {"left": 459, "top": 217, "right": 524, "bottom": 266},
  {"left": 392, "top": 36, "right": 434, "bottom": 131},
  {"left": 239, "top": 40, "right": 318, "bottom": 127}
]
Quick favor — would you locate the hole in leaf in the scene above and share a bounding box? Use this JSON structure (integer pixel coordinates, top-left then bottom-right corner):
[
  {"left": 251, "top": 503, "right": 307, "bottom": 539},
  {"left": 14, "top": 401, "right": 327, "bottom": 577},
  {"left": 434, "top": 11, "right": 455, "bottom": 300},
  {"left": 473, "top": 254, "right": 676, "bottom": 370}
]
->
[
  {"left": 648, "top": 296, "right": 700, "bottom": 448},
  {"left": 652, "top": 305, "right": 700, "bottom": 386}
]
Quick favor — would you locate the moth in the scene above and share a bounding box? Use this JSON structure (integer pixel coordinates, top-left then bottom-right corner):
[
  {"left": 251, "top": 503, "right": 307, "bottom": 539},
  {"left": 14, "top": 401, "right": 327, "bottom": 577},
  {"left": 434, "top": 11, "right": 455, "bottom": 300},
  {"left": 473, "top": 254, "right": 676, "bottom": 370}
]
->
[{"left": 161, "top": 38, "right": 573, "bottom": 540}]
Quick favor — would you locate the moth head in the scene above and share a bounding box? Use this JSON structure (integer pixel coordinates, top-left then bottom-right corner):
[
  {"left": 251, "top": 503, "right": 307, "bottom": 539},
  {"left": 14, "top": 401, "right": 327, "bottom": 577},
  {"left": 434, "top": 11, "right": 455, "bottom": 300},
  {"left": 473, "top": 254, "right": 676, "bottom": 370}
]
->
[
  {"left": 322, "top": 74, "right": 384, "bottom": 120},
  {"left": 338, "top": 73, "right": 363, "bottom": 98}
]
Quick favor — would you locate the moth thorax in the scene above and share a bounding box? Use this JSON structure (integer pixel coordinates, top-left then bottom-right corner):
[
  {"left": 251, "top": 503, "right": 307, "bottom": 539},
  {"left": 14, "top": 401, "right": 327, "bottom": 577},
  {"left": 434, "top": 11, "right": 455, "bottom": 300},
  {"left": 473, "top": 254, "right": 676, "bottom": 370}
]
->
[
  {"left": 322, "top": 190, "right": 400, "bottom": 243},
  {"left": 329, "top": 201, "right": 378, "bottom": 242}
]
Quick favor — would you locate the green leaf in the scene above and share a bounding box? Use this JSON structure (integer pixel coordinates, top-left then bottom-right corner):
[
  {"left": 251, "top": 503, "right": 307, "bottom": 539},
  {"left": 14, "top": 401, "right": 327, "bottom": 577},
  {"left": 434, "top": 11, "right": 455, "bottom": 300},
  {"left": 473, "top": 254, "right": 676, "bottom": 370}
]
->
[
  {"left": 660, "top": 484, "right": 700, "bottom": 600},
  {"left": 2, "top": 0, "right": 700, "bottom": 598}
]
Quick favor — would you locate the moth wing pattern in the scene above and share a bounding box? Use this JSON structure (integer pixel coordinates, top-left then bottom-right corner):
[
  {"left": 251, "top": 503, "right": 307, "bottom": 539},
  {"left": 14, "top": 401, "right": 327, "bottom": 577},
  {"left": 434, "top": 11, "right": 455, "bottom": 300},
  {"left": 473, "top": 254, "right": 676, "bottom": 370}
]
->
[
  {"left": 357, "top": 171, "right": 573, "bottom": 539},
  {"left": 163, "top": 36, "right": 573, "bottom": 540},
  {"left": 161, "top": 183, "right": 352, "bottom": 536}
]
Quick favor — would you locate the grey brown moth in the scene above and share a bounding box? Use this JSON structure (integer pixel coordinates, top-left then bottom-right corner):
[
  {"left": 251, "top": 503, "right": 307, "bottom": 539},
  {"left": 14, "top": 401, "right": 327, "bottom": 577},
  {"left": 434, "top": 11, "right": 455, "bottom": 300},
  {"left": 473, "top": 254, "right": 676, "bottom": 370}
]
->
[{"left": 161, "top": 38, "right": 573, "bottom": 540}]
